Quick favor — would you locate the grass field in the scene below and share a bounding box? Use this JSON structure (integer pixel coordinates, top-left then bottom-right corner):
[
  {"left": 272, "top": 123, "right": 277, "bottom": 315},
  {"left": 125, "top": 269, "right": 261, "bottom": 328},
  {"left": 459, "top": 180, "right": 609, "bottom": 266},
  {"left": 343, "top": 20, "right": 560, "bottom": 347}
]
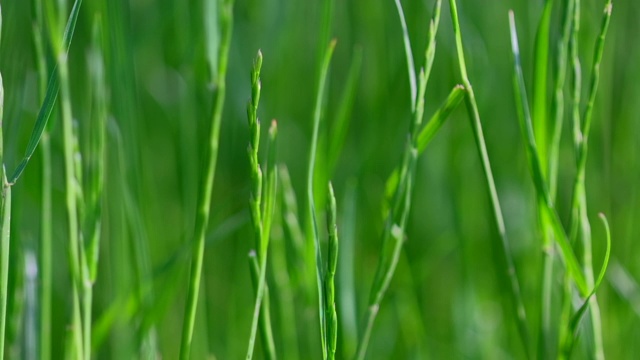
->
[{"left": 0, "top": 0, "right": 639, "bottom": 359}]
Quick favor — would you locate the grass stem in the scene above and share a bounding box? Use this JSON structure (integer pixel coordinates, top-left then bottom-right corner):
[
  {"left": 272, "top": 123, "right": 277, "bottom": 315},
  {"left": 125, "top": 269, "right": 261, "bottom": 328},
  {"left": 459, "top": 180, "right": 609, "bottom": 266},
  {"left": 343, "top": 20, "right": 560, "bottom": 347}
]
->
[{"left": 179, "top": 1, "right": 235, "bottom": 358}]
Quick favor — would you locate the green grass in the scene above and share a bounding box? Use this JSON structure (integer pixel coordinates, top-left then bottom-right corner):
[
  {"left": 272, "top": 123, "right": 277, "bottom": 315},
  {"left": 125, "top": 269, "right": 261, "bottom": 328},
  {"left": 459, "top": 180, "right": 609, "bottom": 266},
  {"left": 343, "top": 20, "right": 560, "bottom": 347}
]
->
[{"left": 0, "top": 0, "right": 637, "bottom": 359}]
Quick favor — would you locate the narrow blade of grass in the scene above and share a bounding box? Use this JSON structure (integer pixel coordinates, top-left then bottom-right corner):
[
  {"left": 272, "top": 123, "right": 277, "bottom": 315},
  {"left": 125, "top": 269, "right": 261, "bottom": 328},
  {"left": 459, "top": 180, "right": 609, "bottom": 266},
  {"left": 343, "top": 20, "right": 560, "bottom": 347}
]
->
[
  {"left": 509, "top": 10, "right": 588, "bottom": 296},
  {"left": 532, "top": 0, "right": 554, "bottom": 177},
  {"left": 449, "top": 2, "right": 531, "bottom": 356},
  {"left": 179, "top": 0, "right": 235, "bottom": 358},
  {"left": 567, "top": 214, "right": 611, "bottom": 344},
  {"left": 9, "top": 0, "right": 83, "bottom": 185},
  {"left": 385, "top": 84, "right": 465, "bottom": 207},
  {"left": 307, "top": 39, "right": 337, "bottom": 360},
  {"left": 356, "top": 3, "right": 442, "bottom": 358},
  {"left": 393, "top": 0, "right": 417, "bottom": 110}
]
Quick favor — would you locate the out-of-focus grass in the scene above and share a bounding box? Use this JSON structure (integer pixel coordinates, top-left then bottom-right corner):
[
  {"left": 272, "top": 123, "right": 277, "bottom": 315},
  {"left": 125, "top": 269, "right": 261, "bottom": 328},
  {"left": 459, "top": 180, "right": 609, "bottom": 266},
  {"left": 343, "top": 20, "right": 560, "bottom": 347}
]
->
[{"left": 0, "top": 0, "right": 637, "bottom": 359}]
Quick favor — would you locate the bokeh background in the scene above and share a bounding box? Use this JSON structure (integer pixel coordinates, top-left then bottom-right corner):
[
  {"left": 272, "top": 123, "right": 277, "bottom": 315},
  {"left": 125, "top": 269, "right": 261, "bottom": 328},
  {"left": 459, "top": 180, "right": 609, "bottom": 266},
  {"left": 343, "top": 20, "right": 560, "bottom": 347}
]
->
[{"left": 1, "top": 0, "right": 639, "bottom": 358}]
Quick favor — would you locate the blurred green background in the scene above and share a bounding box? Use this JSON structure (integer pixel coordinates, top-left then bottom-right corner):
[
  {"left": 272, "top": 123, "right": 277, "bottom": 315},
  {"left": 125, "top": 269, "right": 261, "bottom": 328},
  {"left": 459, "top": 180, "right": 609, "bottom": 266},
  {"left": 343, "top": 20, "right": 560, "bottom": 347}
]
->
[{"left": 1, "top": 0, "right": 639, "bottom": 358}]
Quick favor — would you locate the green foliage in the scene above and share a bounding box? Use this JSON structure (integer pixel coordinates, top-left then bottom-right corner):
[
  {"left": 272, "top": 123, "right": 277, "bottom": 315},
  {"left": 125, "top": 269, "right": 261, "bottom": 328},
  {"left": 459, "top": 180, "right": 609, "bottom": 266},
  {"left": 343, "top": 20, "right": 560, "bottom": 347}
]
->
[{"left": 0, "top": 0, "right": 635, "bottom": 359}]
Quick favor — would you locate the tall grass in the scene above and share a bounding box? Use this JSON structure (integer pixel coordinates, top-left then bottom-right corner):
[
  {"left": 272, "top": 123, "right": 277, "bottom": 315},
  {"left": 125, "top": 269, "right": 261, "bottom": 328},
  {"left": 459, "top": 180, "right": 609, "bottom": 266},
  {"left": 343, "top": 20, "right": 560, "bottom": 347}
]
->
[
  {"left": 0, "top": 0, "right": 633, "bottom": 358},
  {"left": 179, "top": 0, "right": 234, "bottom": 358}
]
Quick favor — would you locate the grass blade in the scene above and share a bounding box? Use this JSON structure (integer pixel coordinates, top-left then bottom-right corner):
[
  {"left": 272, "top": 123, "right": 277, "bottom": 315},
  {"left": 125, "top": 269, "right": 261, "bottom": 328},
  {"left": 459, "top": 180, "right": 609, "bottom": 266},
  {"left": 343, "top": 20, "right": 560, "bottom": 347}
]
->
[
  {"left": 563, "top": 213, "right": 611, "bottom": 357},
  {"left": 9, "top": 0, "right": 83, "bottom": 185},
  {"left": 179, "top": 0, "right": 235, "bottom": 358},
  {"left": 307, "top": 39, "right": 337, "bottom": 360},
  {"left": 385, "top": 84, "right": 465, "bottom": 206},
  {"left": 392, "top": 0, "right": 417, "bottom": 110},
  {"left": 356, "top": 3, "right": 443, "bottom": 358},
  {"left": 509, "top": 10, "right": 588, "bottom": 295},
  {"left": 532, "top": 0, "right": 554, "bottom": 177},
  {"left": 449, "top": 2, "right": 531, "bottom": 355}
]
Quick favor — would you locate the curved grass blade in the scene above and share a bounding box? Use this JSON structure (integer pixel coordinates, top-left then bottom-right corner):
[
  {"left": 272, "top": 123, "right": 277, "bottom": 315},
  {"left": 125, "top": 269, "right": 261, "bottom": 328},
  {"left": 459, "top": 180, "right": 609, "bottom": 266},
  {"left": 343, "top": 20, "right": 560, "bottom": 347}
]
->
[
  {"left": 563, "top": 213, "right": 611, "bottom": 357},
  {"left": 9, "top": 0, "right": 83, "bottom": 185}
]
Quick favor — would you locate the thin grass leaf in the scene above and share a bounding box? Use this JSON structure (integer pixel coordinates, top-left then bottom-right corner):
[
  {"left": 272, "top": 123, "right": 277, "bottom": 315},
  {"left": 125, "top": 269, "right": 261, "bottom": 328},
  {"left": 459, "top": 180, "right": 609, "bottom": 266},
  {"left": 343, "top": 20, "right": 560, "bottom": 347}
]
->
[
  {"left": 392, "top": 0, "right": 417, "bottom": 110},
  {"left": 180, "top": 1, "right": 235, "bottom": 358},
  {"left": 565, "top": 3, "right": 612, "bottom": 358},
  {"left": 532, "top": 0, "right": 554, "bottom": 176},
  {"left": 570, "top": 214, "right": 612, "bottom": 327},
  {"left": 325, "top": 183, "right": 338, "bottom": 360},
  {"left": 449, "top": 2, "right": 531, "bottom": 355},
  {"left": 307, "top": 39, "right": 337, "bottom": 360},
  {"left": 356, "top": 3, "right": 442, "bottom": 358},
  {"left": 385, "top": 84, "right": 465, "bottom": 205},
  {"left": 9, "top": 0, "right": 83, "bottom": 185},
  {"left": 509, "top": 10, "right": 588, "bottom": 295},
  {"left": 549, "top": 0, "right": 575, "bottom": 198}
]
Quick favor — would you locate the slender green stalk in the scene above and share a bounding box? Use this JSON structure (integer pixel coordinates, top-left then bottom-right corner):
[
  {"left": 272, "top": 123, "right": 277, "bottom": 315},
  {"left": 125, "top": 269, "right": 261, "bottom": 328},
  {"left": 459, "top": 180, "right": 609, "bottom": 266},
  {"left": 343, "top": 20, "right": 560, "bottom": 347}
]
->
[
  {"left": 179, "top": 0, "right": 235, "bottom": 358},
  {"left": 248, "top": 252, "right": 276, "bottom": 360},
  {"left": 565, "top": 1, "right": 613, "bottom": 358},
  {"left": 78, "top": 18, "right": 107, "bottom": 360},
  {"left": 246, "top": 52, "right": 278, "bottom": 360},
  {"left": 509, "top": 10, "right": 588, "bottom": 297},
  {"left": 449, "top": 2, "right": 530, "bottom": 356},
  {"left": 0, "top": 169, "right": 11, "bottom": 360},
  {"left": 31, "top": 0, "right": 53, "bottom": 357},
  {"left": 43, "top": 1, "right": 86, "bottom": 358},
  {"left": 532, "top": 3, "right": 558, "bottom": 358},
  {"left": 325, "top": 183, "right": 338, "bottom": 360},
  {"left": 307, "top": 39, "right": 337, "bottom": 360},
  {"left": 0, "top": 14, "right": 13, "bottom": 354},
  {"left": 356, "top": 3, "right": 442, "bottom": 358},
  {"left": 549, "top": 0, "right": 575, "bottom": 198}
]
